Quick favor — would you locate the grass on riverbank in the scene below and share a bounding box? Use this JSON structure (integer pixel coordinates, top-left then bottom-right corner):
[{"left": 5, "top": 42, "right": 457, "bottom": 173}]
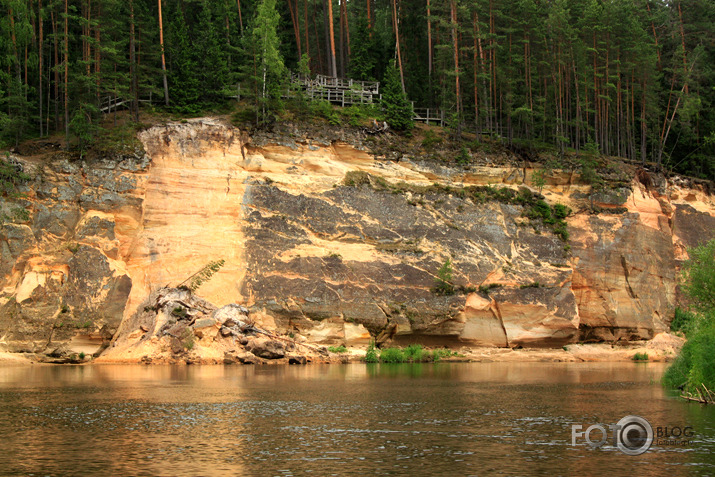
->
[{"left": 364, "top": 343, "right": 459, "bottom": 363}]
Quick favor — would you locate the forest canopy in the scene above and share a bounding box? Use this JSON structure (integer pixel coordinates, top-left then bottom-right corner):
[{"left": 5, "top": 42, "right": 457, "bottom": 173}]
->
[{"left": 0, "top": 0, "right": 713, "bottom": 179}]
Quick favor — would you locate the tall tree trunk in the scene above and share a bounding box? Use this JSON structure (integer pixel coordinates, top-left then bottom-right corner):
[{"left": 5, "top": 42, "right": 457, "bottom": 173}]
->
[
  {"left": 64, "top": 0, "right": 69, "bottom": 141},
  {"left": 367, "top": 0, "right": 371, "bottom": 32},
  {"left": 473, "top": 12, "right": 479, "bottom": 135},
  {"left": 304, "top": 0, "right": 310, "bottom": 71},
  {"left": 52, "top": 10, "right": 59, "bottom": 129},
  {"left": 391, "top": 0, "right": 405, "bottom": 91},
  {"left": 645, "top": 1, "right": 661, "bottom": 69},
  {"left": 39, "top": 0, "right": 43, "bottom": 136},
  {"left": 677, "top": 2, "right": 688, "bottom": 94},
  {"left": 427, "top": 0, "right": 432, "bottom": 77},
  {"left": 641, "top": 78, "right": 647, "bottom": 165},
  {"left": 288, "top": 0, "right": 302, "bottom": 58},
  {"left": 237, "top": 0, "right": 243, "bottom": 35},
  {"left": 158, "top": 0, "right": 169, "bottom": 105},
  {"left": 95, "top": 1, "right": 101, "bottom": 102},
  {"left": 327, "top": 0, "right": 337, "bottom": 77},
  {"left": 129, "top": 0, "right": 139, "bottom": 121},
  {"left": 451, "top": 0, "right": 460, "bottom": 120},
  {"left": 338, "top": 0, "right": 345, "bottom": 77}
]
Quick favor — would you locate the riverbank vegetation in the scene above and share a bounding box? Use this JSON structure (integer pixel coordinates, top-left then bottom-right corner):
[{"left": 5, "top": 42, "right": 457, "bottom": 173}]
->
[
  {"left": 0, "top": 0, "right": 713, "bottom": 180},
  {"left": 663, "top": 239, "right": 715, "bottom": 403},
  {"left": 364, "top": 343, "right": 460, "bottom": 364}
]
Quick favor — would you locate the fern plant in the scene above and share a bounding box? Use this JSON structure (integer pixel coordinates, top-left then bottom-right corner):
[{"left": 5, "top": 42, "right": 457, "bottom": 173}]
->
[{"left": 178, "top": 259, "right": 226, "bottom": 292}]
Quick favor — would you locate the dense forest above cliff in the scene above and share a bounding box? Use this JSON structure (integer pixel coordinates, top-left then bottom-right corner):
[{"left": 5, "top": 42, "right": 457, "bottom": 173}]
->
[{"left": 0, "top": 0, "right": 714, "bottom": 180}]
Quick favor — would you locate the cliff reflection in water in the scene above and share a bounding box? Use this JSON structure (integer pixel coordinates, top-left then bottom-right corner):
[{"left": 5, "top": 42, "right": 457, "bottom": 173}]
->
[{"left": 0, "top": 363, "right": 713, "bottom": 476}]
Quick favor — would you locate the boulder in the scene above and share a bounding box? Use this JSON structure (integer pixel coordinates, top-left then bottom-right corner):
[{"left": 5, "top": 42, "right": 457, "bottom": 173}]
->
[{"left": 246, "top": 336, "right": 286, "bottom": 359}]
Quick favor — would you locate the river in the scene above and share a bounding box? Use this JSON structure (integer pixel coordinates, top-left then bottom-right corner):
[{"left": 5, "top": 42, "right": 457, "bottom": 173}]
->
[{"left": 0, "top": 362, "right": 712, "bottom": 476}]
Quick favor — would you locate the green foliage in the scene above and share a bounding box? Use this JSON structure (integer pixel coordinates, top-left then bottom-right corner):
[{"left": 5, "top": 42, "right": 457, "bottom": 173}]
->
[
  {"left": 403, "top": 344, "right": 427, "bottom": 361},
  {"left": 181, "top": 328, "right": 195, "bottom": 351},
  {"left": 172, "top": 307, "right": 187, "bottom": 319},
  {"left": 664, "top": 240, "right": 715, "bottom": 396},
  {"left": 520, "top": 282, "right": 542, "bottom": 289},
  {"left": 69, "top": 104, "right": 99, "bottom": 157},
  {"left": 421, "top": 130, "right": 443, "bottom": 150},
  {"left": 379, "top": 347, "right": 406, "bottom": 363},
  {"left": 671, "top": 307, "right": 697, "bottom": 334},
  {"left": 349, "top": 15, "right": 378, "bottom": 81},
  {"left": 431, "top": 348, "right": 459, "bottom": 362},
  {"left": 248, "top": 0, "right": 286, "bottom": 124},
  {"left": 663, "top": 313, "right": 715, "bottom": 393},
  {"left": 178, "top": 259, "right": 226, "bottom": 292},
  {"left": 632, "top": 352, "right": 649, "bottom": 361},
  {"left": 343, "top": 171, "right": 371, "bottom": 187},
  {"left": 456, "top": 147, "right": 471, "bottom": 165},
  {"left": 328, "top": 345, "right": 348, "bottom": 353},
  {"left": 364, "top": 341, "right": 379, "bottom": 363},
  {"left": 553, "top": 204, "right": 571, "bottom": 219},
  {"left": 432, "top": 259, "right": 455, "bottom": 296},
  {"left": 531, "top": 169, "right": 546, "bottom": 192},
  {"left": 381, "top": 61, "right": 413, "bottom": 131},
  {"left": 478, "top": 283, "right": 502, "bottom": 295},
  {"left": 310, "top": 100, "right": 340, "bottom": 125},
  {"left": 0, "top": 155, "right": 30, "bottom": 196},
  {"left": 168, "top": 5, "right": 200, "bottom": 113},
  {"left": 681, "top": 240, "right": 715, "bottom": 312}
]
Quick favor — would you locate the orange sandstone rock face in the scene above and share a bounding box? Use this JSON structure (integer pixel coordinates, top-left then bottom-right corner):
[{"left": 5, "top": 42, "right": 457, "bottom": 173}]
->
[{"left": 1, "top": 118, "right": 713, "bottom": 359}]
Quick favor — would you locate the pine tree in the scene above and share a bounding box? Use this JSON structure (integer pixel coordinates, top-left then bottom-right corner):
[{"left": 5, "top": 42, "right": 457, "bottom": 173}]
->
[
  {"left": 381, "top": 60, "right": 413, "bottom": 130},
  {"left": 195, "top": 3, "right": 229, "bottom": 103},
  {"left": 168, "top": 4, "right": 200, "bottom": 113}
]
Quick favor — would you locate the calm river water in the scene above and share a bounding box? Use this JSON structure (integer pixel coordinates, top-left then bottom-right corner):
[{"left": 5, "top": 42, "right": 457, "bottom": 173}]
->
[{"left": 0, "top": 362, "right": 713, "bottom": 476}]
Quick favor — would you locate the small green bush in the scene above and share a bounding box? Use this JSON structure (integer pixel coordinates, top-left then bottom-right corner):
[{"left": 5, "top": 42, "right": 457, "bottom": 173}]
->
[
  {"left": 431, "top": 348, "right": 458, "bottom": 362},
  {"left": 432, "top": 259, "right": 455, "bottom": 295},
  {"left": 632, "top": 352, "right": 649, "bottom": 361},
  {"left": 520, "top": 282, "right": 542, "bottom": 289},
  {"left": 664, "top": 312, "right": 715, "bottom": 393},
  {"left": 456, "top": 147, "right": 471, "bottom": 165},
  {"left": 403, "top": 344, "right": 426, "bottom": 361},
  {"left": 380, "top": 347, "right": 406, "bottom": 363},
  {"left": 365, "top": 341, "right": 379, "bottom": 363},
  {"left": 671, "top": 307, "right": 697, "bottom": 334},
  {"left": 328, "top": 345, "right": 348, "bottom": 353},
  {"left": 343, "top": 170, "right": 371, "bottom": 187},
  {"left": 553, "top": 204, "right": 571, "bottom": 219},
  {"left": 421, "top": 130, "right": 443, "bottom": 149}
]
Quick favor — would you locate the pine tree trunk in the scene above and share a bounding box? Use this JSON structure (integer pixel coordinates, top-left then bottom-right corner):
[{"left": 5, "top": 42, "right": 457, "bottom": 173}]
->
[
  {"left": 52, "top": 10, "right": 59, "bottom": 129},
  {"left": 338, "top": 0, "right": 345, "bottom": 77},
  {"left": 427, "top": 0, "right": 432, "bottom": 78},
  {"left": 64, "top": 0, "right": 69, "bottom": 141},
  {"left": 288, "top": 0, "right": 302, "bottom": 58},
  {"left": 158, "top": 0, "right": 169, "bottom": 106},
  {"left": 328, "top": 0, "right": 337, "bottom": 77},
  {"left": 237, "top": 0, "right": 243, "bottom": 35},
  {"left": 391, "top": 0, "right": 405, "bottom": 91},
  {"left": 39, "top": 0, "right": 43, "bottom": 136},
  {"left": 129, "top": 0, "right": 139, "bottom": 121},
  {"left": 95, "top": 1, "right": 101, "bottom": 102},
  {"left": 451, "top": 0, "right": 460, "bottom": 121},
  {"left": 304, "top": 0, "right": 310, "bottom": 71}
]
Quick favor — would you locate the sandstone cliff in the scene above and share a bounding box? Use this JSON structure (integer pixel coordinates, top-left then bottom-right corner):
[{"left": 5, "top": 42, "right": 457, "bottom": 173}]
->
[{"left": 1, "top": 118, "right": 713, "bottom": 360}]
